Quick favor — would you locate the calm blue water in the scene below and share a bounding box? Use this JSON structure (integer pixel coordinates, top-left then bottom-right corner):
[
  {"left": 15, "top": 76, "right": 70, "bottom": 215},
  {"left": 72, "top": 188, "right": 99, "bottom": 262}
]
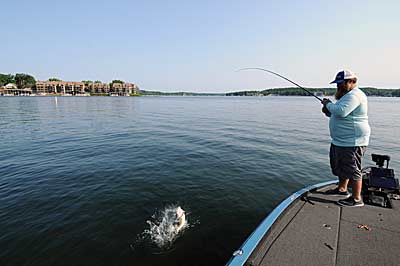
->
[{"left": 0, "top": 96, "right": 399, "bottom": 266}]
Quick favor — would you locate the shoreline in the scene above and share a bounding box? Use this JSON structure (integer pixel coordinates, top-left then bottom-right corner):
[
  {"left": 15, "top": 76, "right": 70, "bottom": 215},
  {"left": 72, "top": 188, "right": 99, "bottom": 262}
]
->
[{"left": 1, "top": 94, "right": 399, "bottom": 98}]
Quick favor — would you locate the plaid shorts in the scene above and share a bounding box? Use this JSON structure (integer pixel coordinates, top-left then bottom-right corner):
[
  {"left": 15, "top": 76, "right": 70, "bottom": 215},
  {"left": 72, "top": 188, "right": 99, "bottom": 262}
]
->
[{"left": 329, "top": 144, "right": 367, "bottom": 181}]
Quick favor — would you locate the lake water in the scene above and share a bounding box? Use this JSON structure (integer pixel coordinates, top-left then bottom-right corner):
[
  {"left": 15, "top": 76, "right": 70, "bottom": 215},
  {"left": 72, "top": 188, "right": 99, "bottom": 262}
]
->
[{"left": 0, "top": 96, "right": 399, "bottom": 266}]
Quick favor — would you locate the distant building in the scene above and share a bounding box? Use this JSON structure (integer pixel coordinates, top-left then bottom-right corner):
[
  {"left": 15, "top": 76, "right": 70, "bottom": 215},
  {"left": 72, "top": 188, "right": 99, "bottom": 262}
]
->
[
  {"left": 1, "top": 83, "right": 32, "bottom": 95},
  {"left": 87, "top": 82, "right": 111, "bottom": 94},
  {"left": 33, "top": 80, "right": 139, "bottom": 95},
  {"left": 35, "top": 81, "right": 85, "bottom": 95},
  {"left": 110, "top": 82, "right": 139, "bottom": 95},
  {"left": 5, "top": 83, "right": 17, "bottom": 89}
]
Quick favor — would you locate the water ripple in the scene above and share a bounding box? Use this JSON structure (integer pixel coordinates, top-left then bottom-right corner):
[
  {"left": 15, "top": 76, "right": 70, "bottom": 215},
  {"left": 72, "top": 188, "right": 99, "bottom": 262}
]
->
[{"left": 0, "top": 96, "right": 399, "bottom": 266}]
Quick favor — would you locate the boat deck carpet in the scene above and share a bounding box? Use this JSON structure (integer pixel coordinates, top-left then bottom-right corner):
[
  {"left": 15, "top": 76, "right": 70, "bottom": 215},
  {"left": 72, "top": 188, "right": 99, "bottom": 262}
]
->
[{"left": 246, "top": 184, "right": 400, "bottom": 266}]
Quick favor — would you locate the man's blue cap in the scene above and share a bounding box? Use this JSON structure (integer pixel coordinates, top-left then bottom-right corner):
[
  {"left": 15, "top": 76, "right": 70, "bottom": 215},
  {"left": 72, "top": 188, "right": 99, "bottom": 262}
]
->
[{"left": 330, "top": 70, "right": 357, "bottom": 84}]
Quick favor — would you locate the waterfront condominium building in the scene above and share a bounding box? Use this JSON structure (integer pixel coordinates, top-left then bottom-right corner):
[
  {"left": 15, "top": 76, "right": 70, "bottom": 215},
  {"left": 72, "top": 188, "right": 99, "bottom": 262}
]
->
[
  {"left": 34, "top": 81, "right": 139, "bottom": 95},
  {"left": 86, "top": 82, "right": 111, "bottom": 94},
  {"left": 35, "top": 81, "right": 85, "bottom": 95},
  {"left": 109, "top": 82, "right": 138, "bottom": 95}
]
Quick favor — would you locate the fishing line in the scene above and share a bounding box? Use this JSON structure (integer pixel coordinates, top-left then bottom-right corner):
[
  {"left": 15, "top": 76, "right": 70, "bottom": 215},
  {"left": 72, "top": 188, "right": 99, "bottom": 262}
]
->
[{"left": 238, "top": 67, "right": 323, "bottom": 102}]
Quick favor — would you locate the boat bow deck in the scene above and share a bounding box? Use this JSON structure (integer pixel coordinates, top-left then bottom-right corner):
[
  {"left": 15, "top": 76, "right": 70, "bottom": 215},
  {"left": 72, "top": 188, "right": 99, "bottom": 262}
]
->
[{"left": 244, "top": 184, "right": 400, "bottom": 266}]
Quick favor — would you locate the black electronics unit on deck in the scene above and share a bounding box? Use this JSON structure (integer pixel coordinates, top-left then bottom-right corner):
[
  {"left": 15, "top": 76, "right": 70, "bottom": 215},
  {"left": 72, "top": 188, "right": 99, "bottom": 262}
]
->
[
  {"left": 369, "top": 154, "right": 398, "bottom": 190},
  {"left": 363, "top": 154, "right": 399, "bottom": 208}
]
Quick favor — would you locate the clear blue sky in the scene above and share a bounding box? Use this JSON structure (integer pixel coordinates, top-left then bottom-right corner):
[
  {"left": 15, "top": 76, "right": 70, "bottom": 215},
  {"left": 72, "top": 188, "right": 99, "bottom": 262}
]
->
[{"left": 2, "top": 0, "right": 399, "bottom": 92}]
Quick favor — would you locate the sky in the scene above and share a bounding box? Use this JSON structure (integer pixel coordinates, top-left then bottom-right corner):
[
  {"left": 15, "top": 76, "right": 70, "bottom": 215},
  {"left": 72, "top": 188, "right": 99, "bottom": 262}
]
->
[{"left": 1, "top": 0, "right": 399, "bottom": 92}]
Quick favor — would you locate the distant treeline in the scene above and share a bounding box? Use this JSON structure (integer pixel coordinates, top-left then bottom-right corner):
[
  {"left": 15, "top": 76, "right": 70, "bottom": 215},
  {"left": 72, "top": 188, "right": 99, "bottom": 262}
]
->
[
  {"left": 140, "top": 90, "right": 225, "bottom": 96},
  {"left": 226, "top": 87, "right": 400, "bottom": 97},
  {"left": 0, "top": 73, "right": 36, "bottom": 89}
]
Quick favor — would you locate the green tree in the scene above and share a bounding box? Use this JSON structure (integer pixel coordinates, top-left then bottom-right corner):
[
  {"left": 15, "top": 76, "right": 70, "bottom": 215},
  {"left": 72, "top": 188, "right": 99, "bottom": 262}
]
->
[
  {"left": 94, "top": 80, "right": 102, "bottom": 83},
  {"left": 48, "top": 78, "right": 62, "bottom": 81},
  {"left": 112, "top": 80, "right": 124, "bottom": 84},
  {"left": 15, "top": 73, "right": 36, "bottom": 89},
  {"left": 82, "top": 80, "right": 93, "bottom": 85},
  {"left": 226, "top": 87, "right": 400, "bottom": 97},
  {"left": 0, "top": 74, "right": 15, "bottom": 86},
  {"left": 392, "top": 89, "right": 400, "bottom": 97}
]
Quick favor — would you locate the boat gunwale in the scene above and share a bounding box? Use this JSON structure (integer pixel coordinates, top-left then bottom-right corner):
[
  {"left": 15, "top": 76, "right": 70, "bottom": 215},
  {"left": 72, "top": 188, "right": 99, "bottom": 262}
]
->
[{"left": 226, "top": 179, "right": 337, "bottom": 266}]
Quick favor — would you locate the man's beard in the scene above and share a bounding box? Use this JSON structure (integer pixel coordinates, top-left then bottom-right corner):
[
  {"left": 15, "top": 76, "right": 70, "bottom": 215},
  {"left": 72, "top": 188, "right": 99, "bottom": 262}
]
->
[{"left": 335, "top": 88, "right": 347, "bottom": 100}]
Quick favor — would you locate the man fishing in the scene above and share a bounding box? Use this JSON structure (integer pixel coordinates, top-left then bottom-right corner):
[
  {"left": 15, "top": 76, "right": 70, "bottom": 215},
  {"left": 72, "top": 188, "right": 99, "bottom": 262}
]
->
[
  {"left": 322, "top": 70, "right": 371, "bottom": 207},
  {"left": 239, "top": 68, "right": 370, "bottom": 207}
]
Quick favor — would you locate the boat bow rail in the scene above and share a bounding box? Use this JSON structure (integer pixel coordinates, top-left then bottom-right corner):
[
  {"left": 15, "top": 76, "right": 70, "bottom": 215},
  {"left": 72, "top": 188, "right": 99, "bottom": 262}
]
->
[{"left": 226, "top": 180, "right": 337, "bottom": 266}]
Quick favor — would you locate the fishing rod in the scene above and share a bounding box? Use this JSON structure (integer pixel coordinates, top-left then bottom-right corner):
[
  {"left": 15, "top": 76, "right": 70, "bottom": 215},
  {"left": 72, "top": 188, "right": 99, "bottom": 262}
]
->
[{"left": 238, "top": 67, "right": 323, "bottom": 102}]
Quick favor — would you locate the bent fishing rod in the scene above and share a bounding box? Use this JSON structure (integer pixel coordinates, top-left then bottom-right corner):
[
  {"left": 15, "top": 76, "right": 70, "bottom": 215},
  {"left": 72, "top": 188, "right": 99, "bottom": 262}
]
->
[{"left": 238, "top": 67, "right": 323, "bottom": 103}]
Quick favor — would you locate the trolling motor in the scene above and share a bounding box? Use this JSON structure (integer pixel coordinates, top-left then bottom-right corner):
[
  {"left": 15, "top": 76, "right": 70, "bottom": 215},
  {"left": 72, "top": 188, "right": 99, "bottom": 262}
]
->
[
  {"left": 362, "top": 154, "right": 399, "bottom": 208},
  {"left": 372, "top": 154, "right": 391, "bottom": 167}
]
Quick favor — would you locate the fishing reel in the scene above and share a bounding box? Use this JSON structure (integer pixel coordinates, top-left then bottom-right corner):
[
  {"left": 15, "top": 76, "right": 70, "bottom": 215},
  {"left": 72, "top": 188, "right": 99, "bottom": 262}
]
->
[{"left": 362, "top": 154, "right": 399, "bottom": 208}]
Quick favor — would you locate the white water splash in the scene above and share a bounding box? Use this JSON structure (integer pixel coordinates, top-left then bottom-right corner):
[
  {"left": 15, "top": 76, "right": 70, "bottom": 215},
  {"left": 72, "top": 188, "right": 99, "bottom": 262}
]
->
[{"left": 139, "top": 205, "right": 188, "bottom": 249}]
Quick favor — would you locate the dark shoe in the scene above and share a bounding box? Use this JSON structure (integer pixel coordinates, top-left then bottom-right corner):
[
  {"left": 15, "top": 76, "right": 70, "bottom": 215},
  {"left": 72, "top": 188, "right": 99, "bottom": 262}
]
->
[
  {"left": 324, "top": 187, "right": 351, "bottom": 198},
  {"left": 337, "top": 197, "right": 364, "bottom": 207}
]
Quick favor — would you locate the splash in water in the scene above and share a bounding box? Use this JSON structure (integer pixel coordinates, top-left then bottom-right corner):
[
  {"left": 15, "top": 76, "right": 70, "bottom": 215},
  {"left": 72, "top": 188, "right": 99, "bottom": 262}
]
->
[{"left": 133, "top": 205, "right": 188, "bottom": 252}]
